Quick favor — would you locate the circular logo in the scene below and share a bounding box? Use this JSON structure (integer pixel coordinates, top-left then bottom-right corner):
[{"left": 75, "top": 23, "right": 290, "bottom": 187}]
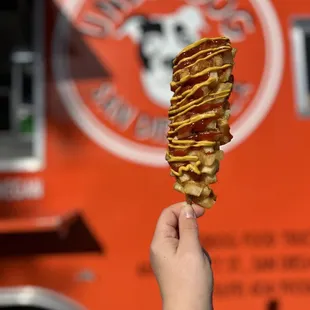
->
[{"left": 53, "top": 0, "right": 284, "bottom": 167}]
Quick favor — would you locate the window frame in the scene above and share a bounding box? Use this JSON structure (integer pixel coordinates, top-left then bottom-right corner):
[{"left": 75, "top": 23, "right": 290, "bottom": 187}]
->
[
  {"left": 291, "top": 17, "right": 310, "bottom": 118},
  {"left": 0, "top": 0, "right": 45, "bottom": 173}
]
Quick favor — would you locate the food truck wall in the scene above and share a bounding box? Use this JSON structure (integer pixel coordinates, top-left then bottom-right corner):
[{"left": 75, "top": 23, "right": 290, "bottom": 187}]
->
[{"left": 0, "top": 0, "right": 309, "bottom": 309}]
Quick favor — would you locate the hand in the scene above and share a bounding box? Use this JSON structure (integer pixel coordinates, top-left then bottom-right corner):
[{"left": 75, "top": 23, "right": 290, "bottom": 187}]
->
[{"left": 150, "top": 202, "right": 213, "bottom": 310}]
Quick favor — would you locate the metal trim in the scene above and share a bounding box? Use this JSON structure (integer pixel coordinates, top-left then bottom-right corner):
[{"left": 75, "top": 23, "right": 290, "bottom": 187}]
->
[
  {"left": 32, "top": 0, "right": 46, "bottom": 171},
  {"left": 0, "top": 286, "right": 86, "bottom": 310},
  {"left": 0, "top": 0, "right": 46, "bottom": 172},
  {"left": 290, "top": 17, "right": 310, "bottom": 117}
]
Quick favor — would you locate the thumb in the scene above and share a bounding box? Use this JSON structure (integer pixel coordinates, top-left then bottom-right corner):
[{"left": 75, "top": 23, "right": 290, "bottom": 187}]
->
[{"left": 178, "top": 204, "right": 201, "bottom": 251}]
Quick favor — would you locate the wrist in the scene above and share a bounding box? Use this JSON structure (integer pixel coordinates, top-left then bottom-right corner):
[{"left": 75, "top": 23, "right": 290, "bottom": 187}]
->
[{"left": 163, "top": 300, "right": 213, "bottom": 310}]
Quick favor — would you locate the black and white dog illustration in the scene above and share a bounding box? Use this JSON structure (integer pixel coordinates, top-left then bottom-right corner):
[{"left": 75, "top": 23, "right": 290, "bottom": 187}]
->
[{"left": 118, "top": 6, "right": 207, "bottom": 109}]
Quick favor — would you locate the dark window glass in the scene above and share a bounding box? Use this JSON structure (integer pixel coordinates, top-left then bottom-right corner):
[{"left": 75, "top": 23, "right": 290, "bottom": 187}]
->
[
  {"left": 0, "top": 307, "right": 49, "bottom": 309},
  {"left": 0, "top": 1, "right": 19, "bottom": 11},
  {"left": 0, "top": 0, "right": 34, "bottom": 131},
  {"left": 305, "top": 34, "right": 310, "bottom": 94}
]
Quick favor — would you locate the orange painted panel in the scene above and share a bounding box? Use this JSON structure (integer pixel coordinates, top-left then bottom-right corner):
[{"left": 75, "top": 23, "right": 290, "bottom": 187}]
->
[{"left": 0, "top": 1, "right": 309, "bottom": 309}]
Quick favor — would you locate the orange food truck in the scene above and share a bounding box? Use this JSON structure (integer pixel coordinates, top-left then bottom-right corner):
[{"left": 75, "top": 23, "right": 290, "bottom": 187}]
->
[{"left": 0, "top": 0, "right": 309, "bottom": 309}]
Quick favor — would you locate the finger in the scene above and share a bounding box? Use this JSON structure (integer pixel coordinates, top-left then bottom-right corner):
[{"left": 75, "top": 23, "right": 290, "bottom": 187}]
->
[
  {"left": 154, "top": 202, "right": 205, "bottom": 240},
  {"left": 168, "top": 202, "right": 205, "bottom": 219},
  {"left": 202, "top": 247, "right": 212, "bottom": 265},
  {"left": 178, "top": 204, "right": 201, "bottom": 251}
]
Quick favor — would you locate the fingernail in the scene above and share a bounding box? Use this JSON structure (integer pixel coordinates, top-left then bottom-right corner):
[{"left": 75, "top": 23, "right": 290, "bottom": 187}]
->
[{"left": 183, "top": 205, "right": 196, "bottom": 219}]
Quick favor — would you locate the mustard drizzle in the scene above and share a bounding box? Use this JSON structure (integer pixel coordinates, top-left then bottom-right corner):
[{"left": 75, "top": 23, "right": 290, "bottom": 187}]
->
[
  {"left": 170, "top": 77, "right": 221, "bottom": 107},
  {"left": 170, "top": 64, "right": 232, "bottom": 90},
  {"left": 173, "top": 37, "right": 229, "bottom": 63},
  {"left": 175, "top": 45, "right": 229, "bottom": 67},
  {"left": 166, "top": 37, "right": 234, "bottom": 177},
  {"left": 173, "top": 46, "right": 231, "bottom": 77},
  {"left": 168, "top": 112, "right": 217, "bottom": 135},
  {"left": 169, "top": 90, "right": 230, "bottom": 120}
]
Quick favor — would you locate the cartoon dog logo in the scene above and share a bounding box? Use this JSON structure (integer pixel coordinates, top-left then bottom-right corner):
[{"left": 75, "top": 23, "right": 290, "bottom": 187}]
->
[
  {"left": 54, "top": 0, "right": 284, "bottom": 166},
  {"left": 118, "top": 6, "right": 207, "bottom": 109}
]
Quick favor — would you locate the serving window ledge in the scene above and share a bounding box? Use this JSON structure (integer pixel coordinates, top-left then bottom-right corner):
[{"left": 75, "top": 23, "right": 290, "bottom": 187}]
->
[{"left": 0, "top": 211, "right": 103, "bottom": 256}]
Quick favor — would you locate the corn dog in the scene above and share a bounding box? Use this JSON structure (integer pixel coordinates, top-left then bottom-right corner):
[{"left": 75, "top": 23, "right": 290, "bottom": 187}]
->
[{"left": 166, "top": 37, "right": 236, "bottom": 208}]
